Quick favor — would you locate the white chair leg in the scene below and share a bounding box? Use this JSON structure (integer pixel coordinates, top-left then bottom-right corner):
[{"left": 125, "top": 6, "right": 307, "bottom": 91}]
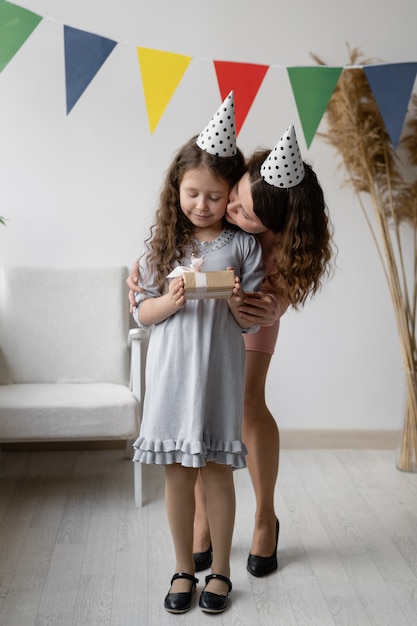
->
[{"left": 134, "top": 461, "right": 143, "bottom": 507}]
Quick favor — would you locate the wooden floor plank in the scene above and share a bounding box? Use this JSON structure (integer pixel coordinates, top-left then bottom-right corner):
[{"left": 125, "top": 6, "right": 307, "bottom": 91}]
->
[
  {"left": 0, "top": 448, "right": 416, "bottom": 626},
  {"left": 316, "top": 575, "right": 374, "bottom": 626}
]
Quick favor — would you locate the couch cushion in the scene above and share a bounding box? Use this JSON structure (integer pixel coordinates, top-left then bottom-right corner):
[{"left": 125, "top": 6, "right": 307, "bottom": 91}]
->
[
  {"left": 0, "top": 266, "right": 130, "bottom": 384},
  {"left": 0, "top": 383, "right": 139, "bottom": 440}
]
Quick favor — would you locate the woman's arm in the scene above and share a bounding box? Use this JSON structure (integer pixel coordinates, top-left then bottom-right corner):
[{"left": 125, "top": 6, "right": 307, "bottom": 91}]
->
[{"left": 138, "top": 277, "right": 185, "bottom": 326}]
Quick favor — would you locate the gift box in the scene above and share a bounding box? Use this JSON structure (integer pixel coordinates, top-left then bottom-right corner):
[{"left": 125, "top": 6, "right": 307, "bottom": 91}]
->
[{"left": 183, "top": 269, "right": 235, "bottom": 299}]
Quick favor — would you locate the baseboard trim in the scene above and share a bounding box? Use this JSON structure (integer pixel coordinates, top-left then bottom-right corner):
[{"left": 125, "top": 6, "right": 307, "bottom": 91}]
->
[
  {"left": 280, "top": 429, "right": 399, "bottom": 449},
  {"left": 1, "top": 430, "right": 399, "bottom": 452},
  {"left": 0, "top": 440, "right": 127, "bottom": 451}
]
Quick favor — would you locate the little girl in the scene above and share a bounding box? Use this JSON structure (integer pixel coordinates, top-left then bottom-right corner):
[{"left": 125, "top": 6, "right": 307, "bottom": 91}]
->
[{"left": 132, "top": 93, "right": 264, "bottom": 614}]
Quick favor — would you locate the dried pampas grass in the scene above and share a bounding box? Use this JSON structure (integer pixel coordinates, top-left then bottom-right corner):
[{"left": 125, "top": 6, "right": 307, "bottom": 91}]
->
[{"left": 314, "top": 46, "right": 417, "bottom": 471}]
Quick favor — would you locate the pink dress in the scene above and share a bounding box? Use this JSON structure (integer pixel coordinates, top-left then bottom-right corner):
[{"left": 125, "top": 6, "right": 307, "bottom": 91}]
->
[{"left": 243, "top": 231, "right": 287, "bottom": 355}]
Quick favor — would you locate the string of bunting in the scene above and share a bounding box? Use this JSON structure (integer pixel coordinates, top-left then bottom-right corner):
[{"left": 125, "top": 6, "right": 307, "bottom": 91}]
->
[{"left": 1, "top": 0, "right": 417, "bottom": 149}]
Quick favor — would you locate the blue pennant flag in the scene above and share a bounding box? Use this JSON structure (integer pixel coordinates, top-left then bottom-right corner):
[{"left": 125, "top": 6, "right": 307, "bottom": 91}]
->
[
  {"left": 64, "top": 25, "right": 117, "bottom": 114},
  {"left": 364, "top": 62, "right": 417, "bottom": 149}
]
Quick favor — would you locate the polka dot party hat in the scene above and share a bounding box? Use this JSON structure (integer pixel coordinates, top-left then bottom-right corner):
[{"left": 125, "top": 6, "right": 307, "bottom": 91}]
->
[
  {"left": 260, "top": 124, "right": 305, "bottom": 188},
  {"left": 196, "top": 91, "right": 237, "bottom": 157}
]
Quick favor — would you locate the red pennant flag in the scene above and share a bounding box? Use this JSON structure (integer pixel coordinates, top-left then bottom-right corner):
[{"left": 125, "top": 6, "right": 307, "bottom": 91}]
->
[{"left": 213, "top": 61, "right": 269, "bottom": 135}]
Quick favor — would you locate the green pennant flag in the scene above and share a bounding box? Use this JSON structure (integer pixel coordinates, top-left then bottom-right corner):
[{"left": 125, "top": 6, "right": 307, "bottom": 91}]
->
[
  {"left": 287, "top": 66, "right": 343, "bottom": 148},
  {"left": 0, "top": 0, "right": 42, "bottom": 72}
]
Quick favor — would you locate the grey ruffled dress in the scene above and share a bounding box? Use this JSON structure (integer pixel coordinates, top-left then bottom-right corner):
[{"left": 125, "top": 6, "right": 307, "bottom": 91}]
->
[{"left": 132, "top": 226, "right": 264, "bottom": 469}]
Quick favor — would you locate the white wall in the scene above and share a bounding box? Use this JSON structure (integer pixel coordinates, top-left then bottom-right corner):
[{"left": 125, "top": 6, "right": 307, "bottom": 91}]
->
[{"left": 1, "top": 0, "right": 414, "bottom": 432}]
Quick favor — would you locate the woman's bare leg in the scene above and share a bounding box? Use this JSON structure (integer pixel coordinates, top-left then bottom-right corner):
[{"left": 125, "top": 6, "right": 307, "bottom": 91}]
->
[
  {"left": 243, "top": 350, "right": 279, "bottom": 556},
  {"left": 165, "top": 464, "right": 198, "bottom": 592},
  {"left": 193, "top": 350, "right": 278, "bottom": 558},
  {"left": 193, "top": 472, "right": 211, "bottom": 552}
]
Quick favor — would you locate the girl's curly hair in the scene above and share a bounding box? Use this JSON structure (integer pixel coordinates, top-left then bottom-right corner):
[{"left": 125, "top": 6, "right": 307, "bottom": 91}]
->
[
  {"left": 247, "top": 150, "right": 333, "bottom": 308},
  {"left": 144, "top": 136, "right": 246, "bottom": 290}
]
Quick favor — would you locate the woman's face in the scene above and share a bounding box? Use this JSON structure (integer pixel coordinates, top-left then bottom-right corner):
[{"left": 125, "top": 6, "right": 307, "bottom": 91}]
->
[{"left": 225, "top": 172, "right": 268, "bottom": 235}]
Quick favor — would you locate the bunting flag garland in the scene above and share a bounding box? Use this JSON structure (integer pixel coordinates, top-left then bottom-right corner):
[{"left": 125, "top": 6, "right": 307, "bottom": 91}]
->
[
  {"left": 64, "top": 26, "right": 117, "bottom": 114},
  {"left": 287, "top": 66, "right": 343, "bottom": 148},
  {"left": 213, "top": 61, "right": 269, "bottom": 135},
  {"left": 1, "top": 1, "right": 417, "bottom": 150},
  {"left": 137, "top": 47, "right": 192, "bottom": 133},
  {"left": 363, "top": 62, "right": 417, "bottom": 149},
  {"left": 0, "top": 0, "right": 42, "bottom": 73}
]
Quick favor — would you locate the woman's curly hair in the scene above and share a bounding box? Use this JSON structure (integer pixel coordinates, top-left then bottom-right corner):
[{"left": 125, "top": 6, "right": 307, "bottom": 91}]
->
[
  {"left": 144, "top": 136, "right": 246, "bottom": 290},
  {"left": 247, "top": 150, "right": 333, "bottom": 308}
]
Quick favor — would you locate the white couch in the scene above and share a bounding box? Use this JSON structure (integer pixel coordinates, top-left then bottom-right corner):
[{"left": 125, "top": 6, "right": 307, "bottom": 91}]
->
[{"left": 0, "top": 266, "right": 149, "bottom": 506}]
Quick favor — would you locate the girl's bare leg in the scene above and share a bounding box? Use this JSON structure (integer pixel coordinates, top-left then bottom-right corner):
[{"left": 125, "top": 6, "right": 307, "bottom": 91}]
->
[
  {"left": 200, "top": 462, "right": 235, "bottom": 594},
  {"left": 243, "top": 350, "right": 279, "bottom": 556},
  {"left": 165, "top": 464, "right": 198, "bottom": 592}
]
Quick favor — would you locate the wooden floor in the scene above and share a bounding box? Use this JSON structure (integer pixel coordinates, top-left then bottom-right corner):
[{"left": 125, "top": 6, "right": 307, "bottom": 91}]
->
[{"left": 0, "top": 447, "right": 417, "bottom": 625}]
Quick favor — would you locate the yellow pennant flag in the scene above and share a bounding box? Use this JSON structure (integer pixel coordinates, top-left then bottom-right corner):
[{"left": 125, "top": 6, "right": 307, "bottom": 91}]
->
[{"left": 137, "top": 47, "right": 192, "bottom": 133}]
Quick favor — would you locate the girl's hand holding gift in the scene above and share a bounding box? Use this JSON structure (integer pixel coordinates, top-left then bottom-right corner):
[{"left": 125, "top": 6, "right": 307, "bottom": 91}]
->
[
  {"left": 230, "top": 271, "right": 244, "bottom": 304},
  {"left": 227, "top": 270, "right": 257, "bottom": 330},
  {"left": 168, "top": 276, "right": 186, "bottom": 309}
]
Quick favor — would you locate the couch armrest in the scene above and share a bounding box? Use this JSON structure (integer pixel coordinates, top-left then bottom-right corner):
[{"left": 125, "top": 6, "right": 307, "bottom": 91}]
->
[
  {"left": 128, "top": 327, "right": 150, "bottom": 346},
  {"left": 128, "top": 328, "right": 150, "bottom": 404}
]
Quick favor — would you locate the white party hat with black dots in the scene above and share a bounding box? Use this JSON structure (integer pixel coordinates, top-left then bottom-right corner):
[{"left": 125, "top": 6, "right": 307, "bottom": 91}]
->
[
  {"left": 260, "top": 124, "right": 305, "bottom": 188},
  {"left": 196, "top": 91, "right": 237, "bottom": 157}
]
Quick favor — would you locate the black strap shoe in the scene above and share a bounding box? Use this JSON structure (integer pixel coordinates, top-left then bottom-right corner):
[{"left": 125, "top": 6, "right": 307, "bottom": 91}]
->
[
  {"left": 199, "top": 573, "right": 232, "bottom": 614},
  {"left": 164, "top": 572, "right": 199, "bottom": 614}
]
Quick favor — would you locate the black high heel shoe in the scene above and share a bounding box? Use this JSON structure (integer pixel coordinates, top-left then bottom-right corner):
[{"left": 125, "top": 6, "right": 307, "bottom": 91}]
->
[
  {"left": 164, "top": 572, "right": 199, "bottom": 614},
  {"left": 199, "top": 573, "right": 232, "bottom": 614},
  {"left": 193, "top": 544, "right": 212, "bottom": 571},
  {"left": 247, "top": 518, "right": 279, "bottom": 577}
]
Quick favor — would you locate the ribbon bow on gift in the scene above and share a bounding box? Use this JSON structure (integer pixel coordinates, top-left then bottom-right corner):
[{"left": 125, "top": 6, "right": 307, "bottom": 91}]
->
[{"left": 167, "top": 253, "right": 205, "bottom": 278}]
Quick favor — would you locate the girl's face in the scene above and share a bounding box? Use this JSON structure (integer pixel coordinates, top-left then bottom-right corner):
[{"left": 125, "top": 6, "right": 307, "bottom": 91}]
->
[
  {"left": 226, "top": 172, "right": 268, "bottom": 235},
  {"left": 179, "top": 167, "right": 229, "bottom": 235}
]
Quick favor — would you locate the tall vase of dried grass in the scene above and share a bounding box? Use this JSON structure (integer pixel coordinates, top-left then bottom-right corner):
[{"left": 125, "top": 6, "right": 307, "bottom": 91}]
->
[
  {"left": 396, "top": 370, "right": 417, "bottom": 472},
  {"left": 313, "top": 47, "right": 417, "bottom": 471}
]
